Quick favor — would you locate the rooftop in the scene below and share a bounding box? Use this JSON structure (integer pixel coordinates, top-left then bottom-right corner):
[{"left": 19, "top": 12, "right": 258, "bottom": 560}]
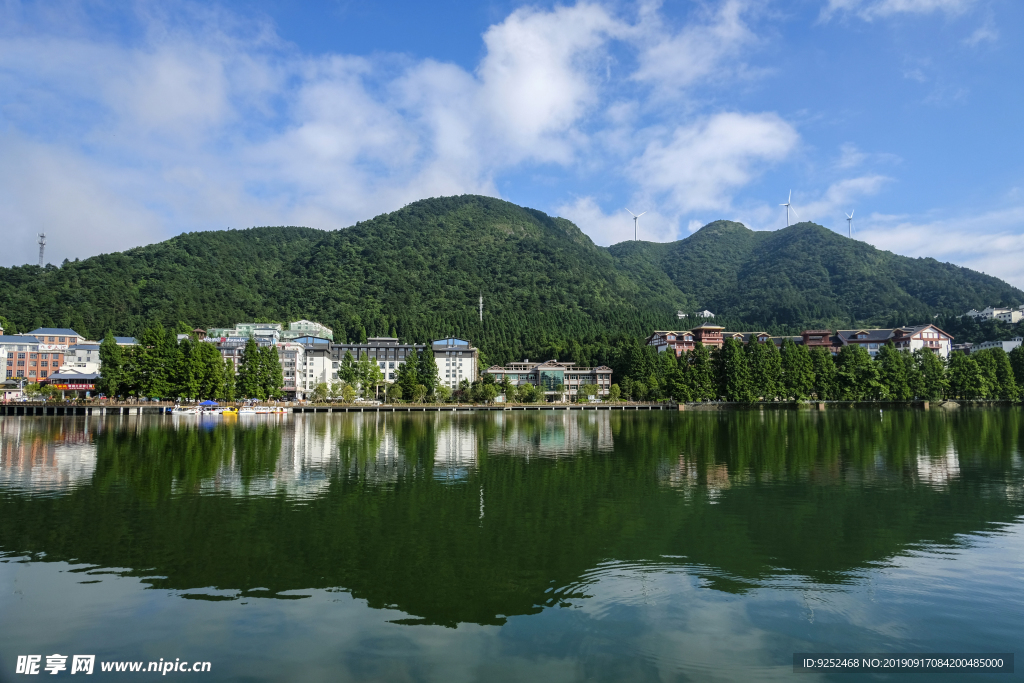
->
[
  {"left": 0, "top": 335, "right": 42, "bottom": 344},
  {"left": 28, "top": 328, "right": 82, "bottom": 337}
]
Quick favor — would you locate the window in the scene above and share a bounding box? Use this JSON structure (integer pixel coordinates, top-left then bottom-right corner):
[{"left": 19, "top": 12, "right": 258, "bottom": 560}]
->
[
  {"left": 48, "top": 337, "right": 55, "bottom": 342},
  {"left": 332, "top": 372, "right": 338, "bottom": 380},
  {"left": 332, "top": 362, "right": 339, "bottom": 368},
  {"left": 16, "top": 371, "right": 23, "bottom": 377},
  {"left": 40, "top": 372, "right": 47, "bottom": 378},
  {"left": 58, "top": 337, "right": 65, "bottom": 342},
  {"left": 29, "top": 353, "right": 36, "bottom": 359},
  {"left": 40, "top": 353, "right": 48, "bottom": 359},
  {"left": 17, "top": 361, "right": 24, "bottom": 366}
]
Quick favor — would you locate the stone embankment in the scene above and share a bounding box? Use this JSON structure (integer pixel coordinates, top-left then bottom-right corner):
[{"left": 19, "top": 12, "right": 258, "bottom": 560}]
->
[{"left": 0, "top": 403, "right": 673, "bottom": 417}]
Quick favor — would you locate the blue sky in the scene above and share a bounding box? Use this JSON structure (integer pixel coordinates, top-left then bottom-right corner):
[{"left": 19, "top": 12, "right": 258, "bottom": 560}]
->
[{"left": 2, "top": 0, "right": 1023, "bottom": 288}]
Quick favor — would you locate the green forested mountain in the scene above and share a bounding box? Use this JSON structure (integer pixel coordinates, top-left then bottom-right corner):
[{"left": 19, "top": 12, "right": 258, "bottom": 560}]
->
[
  {"left": 1, "top": 195, "right": 1021, "bottom": 366},
  {"left": 610, "top": 219, "right": 1023, "bottom": 328}
]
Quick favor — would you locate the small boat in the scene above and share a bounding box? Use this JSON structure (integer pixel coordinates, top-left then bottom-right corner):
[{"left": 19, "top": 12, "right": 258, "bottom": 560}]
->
[
  {"left": 238, "top": 406, "right": 288, "bottom": 415},
  {"left": 171, "top": 407, "right": 198, "bottom": 415}
]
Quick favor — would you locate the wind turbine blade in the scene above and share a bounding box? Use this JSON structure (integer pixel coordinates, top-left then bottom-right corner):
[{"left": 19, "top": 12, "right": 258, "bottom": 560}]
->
[
  {"left": 788, "top": 190, "right": 792, "bottom": 203},
  {"left": 626, "top": 208, "right": 635, "bottom": 217},
  {"left": 791, "top": 207, "right": 800, "bottom": 220},
  {"left": 850, "top": 209, "right": 854, "bottom": 218},
  {"left": 638, "top": 211, "right": 647, "bottom": 217}
]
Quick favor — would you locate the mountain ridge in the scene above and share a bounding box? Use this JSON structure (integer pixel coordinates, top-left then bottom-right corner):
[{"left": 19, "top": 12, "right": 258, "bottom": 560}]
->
[{"left": 1, "top": 195, "right": 1020, "bottom": 365}]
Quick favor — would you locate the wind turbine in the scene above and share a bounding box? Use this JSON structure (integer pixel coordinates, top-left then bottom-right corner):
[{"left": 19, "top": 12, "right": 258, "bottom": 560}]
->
[
  {"left": 846, "top": 210, "right": 854, "bottom": 238},
  {"left": 780, "top": 191, "right": 799, "bottom": 227},
  {"left": 626, "top": 208, "right": 647, "bottom": 241}
]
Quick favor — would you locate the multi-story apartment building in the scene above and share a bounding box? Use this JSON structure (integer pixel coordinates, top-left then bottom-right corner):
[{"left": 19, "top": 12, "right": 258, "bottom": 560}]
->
[
  {"left": 283, "top": 320, "right": 334, "bottom": 341},
  {"left": 484, "top": 359, "right": 613, "bottom": 399},
  {"left": 996, "top": 310, "right": 1023, "bottom": 324},
  {"left": 207, "top": 320, "right": 334, "bottom": 343},
  {"left": 1, "top": 335, "right": 41, "bottom": 380},
  {"left": 964, "top": 305, "right": 1024, "bottom": 322},
  {"left": 971, "top": 337, "right": 1022, "bottom": 354},
  {"left": 61, "top": 344, "right": 102, "bottom": 374},
  {"left": 433, "top": 338, "right": 479, "bottom": 390},
  {"left": 0, "top": 332, "right": 74, "bottom": 382},
  {"left": 837, "top": 325, "right": 953, "bottom": 359}
]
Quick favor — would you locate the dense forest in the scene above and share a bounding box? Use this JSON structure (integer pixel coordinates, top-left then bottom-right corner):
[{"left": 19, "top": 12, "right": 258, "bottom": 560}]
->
[{"left": 1, "top": 195, "right": 1021, "bottom": 367}]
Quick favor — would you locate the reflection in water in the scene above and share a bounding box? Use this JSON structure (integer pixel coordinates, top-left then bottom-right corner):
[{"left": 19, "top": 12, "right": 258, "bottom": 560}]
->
[
  {"left": 1, "top": 408, "right": 1023, "bottom": 682},
  {"left": 0, "top": 409, "right": 1022, "bottom": 622},
  {"left": 0, "top": 418, "right": 100, "bottom": 492}
]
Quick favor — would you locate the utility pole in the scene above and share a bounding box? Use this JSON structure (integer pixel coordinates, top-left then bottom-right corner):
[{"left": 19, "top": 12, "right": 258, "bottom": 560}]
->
[{"left": 479, "top": 292, "right": 483, "bottom": 323}]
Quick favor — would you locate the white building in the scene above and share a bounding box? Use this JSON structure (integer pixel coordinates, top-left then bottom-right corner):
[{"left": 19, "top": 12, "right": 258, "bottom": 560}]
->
[
  {"left": 995, "top": 310, "right": 1023, "bottom": 324},
  {"left": 971, "top": 337, "right": 1022, "bottom": 354},
  {"left": 964, "top": 306, "right": 1024, "bottom": 321},
  {"left": 283, "top": 320, "right": 334, "bottom": 341},
  {"left": 838, "top": 324, "right": 954, "bottom": 359},
  {"left": 207, "top": 320, "right": 334, "bottom": 343},
  {"left": 2, "top": 334, "right": 42, "bottom": 381},
  {"left": 433, "top": 338, "right": 479, "bottom": 390},
  {"left": 61, "top": 344, "right": 102, "bottom": 374}
]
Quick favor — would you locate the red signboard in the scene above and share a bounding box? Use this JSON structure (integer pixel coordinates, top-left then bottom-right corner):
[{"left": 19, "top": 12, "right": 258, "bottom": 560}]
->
[{"left": 50, "top": 384, "right": 94, "bottom": 390}]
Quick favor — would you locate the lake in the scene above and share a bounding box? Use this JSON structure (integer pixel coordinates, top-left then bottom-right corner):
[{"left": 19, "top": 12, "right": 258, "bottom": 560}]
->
[{"left": 1, "top": 408, "right": 1022, "bottom": 681}]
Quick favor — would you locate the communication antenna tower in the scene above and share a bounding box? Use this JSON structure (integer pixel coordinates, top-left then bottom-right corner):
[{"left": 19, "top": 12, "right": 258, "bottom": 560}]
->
[
  {"left": 38, "top": 233, "right": 46, "bottom": 267},
  {"left": 479, "top": 292, "right": 483, "bottom": 323}
]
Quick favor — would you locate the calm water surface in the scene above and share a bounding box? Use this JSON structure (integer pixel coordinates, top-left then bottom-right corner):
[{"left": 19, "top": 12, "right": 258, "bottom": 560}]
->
[{"left": 0, "top": 409, "right": 1022, "bottom": 682}]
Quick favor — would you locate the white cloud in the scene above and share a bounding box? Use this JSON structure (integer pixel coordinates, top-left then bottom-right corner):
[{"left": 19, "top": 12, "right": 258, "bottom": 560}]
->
[
  {"left": 858, "top": 206, "right": 1024, "bottom": 289},
  {"left": 823, "top": 0, "right": 979, "bottom": 20},
  {"left": 788, "top": 175, "right": 891, "bottom": 229},
  {"left": 556, "top": 196, "right": 677, "bottom": 244},
  {"left": 476, "top": 3, "right": 619, "bottom": 164},
  {"left": 962, "top": 20, "right": 998, "bottom": 46},
  {"left": 632, "top": 0, "right": 757, "bottom": 95},
  {"left": 630, "top": 112, "right": 798, "bottom": 215}
]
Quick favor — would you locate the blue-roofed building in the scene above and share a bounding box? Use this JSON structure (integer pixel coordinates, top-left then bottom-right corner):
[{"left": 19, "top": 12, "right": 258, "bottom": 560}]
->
[
  {"left": 27, "top": 328, "right": 85, "bottom": 350},
  {"left": 114, "top": 337, "right": 138, "bottom": 346},
  {"left": 1, "top": 334, "right": 57, "bottom": 382}
]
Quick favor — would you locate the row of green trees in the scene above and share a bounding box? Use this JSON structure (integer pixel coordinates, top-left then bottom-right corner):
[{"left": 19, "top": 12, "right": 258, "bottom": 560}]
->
[
  {"left": 617, "top": 337, "right": 1024, "bottom": 403},
  {"left": 98, "top": 325, "right": 283, "bottom": 401}
]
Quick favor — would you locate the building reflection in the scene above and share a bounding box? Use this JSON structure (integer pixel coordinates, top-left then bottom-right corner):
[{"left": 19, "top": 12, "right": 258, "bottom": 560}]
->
[{"left": 0, "top": 418, "right": 99, "bottom": 492}]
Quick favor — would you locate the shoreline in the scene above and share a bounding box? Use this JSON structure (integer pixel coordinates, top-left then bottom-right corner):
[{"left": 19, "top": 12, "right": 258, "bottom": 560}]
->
[{"left": 0, "top": 400, "right": 1018, "bottom": 417}]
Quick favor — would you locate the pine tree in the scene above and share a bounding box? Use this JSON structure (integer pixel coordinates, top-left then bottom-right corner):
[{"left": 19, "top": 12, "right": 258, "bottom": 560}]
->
[
  {"left": 835, "top": 345, "right": 880, "bottom": 400},
  {"left": 780, "top": 338, "right": 814, "bottom": 400},
  {"left": 877, "top": 342, "right": 910, "bottom": 400},
  {"left": 810, "top": 347, "right": 837, "bottom": 400},
  {"left": 237, "top": 338, "right": 263, "bottom": 399},
  {"left": 417, "top": 347, "right": 439, "bottom": 395},
  {"left": 914, "top": 348, "right": 947, "bottom": 400},
  {"left": 1009, "top": 345, "right": 1024, "bottom": 395},
  {"left": 947, "top": 352, "right": 983, "bottom": 399},
  {"left": 98, "top": 331, "right": 123, "bottom": 398},
  {"left": 687, "top": 343, "right": 716, "bottom": 401},
  {"left": 260, "top": 345, "right": 284, "bottom": 399},
  {"left": 746, "top": 341, "right": 781, "bottom": 401},
  {"left": 989, "top": 348, "right": 1019, "bottom": 400},
  {"left": 220, "top": 356, "right": 236, "bottom": 401},
  {"left": 396, "top": 350, "right": 420, "bottom": 398},
  {"left": 717, "top": 338, "right": 753, "bottom": 402},
  {"left": 339, "top": 350, "right": 357, "bottom": 384}
]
